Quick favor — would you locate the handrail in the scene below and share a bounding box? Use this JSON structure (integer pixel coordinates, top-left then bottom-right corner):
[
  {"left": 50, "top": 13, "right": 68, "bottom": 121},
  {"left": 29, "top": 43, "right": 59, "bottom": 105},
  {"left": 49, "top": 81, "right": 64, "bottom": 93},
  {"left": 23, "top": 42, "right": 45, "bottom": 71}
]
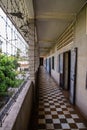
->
[{"left": 0, "top": 78, "right": 28, "bottom": 127}]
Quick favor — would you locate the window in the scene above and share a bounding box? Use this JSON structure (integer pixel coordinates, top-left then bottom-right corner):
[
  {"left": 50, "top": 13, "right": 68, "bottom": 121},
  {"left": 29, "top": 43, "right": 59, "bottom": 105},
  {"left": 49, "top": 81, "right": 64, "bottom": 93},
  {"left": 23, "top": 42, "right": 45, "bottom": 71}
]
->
[{"left": 52, "top": 56, "right": 54, "bottom": 69}]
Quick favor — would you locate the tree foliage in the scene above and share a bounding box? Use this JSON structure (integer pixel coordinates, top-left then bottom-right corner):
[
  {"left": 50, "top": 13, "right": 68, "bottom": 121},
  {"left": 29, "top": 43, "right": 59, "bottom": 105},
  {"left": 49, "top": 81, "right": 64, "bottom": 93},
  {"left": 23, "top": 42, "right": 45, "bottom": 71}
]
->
[{"left": 0, "top": 54, "right": 19, "bottom": 93}]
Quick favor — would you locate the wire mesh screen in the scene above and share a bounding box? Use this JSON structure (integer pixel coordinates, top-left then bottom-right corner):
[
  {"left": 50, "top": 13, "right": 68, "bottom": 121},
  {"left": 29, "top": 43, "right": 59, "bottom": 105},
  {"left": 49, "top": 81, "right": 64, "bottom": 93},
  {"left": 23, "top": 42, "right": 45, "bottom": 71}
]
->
[
  {"left": 0, "top": 7, "right": 30, "bottom": 125},
  {"left": 0, "top": 8, "right": 29, "bottom": 59}
]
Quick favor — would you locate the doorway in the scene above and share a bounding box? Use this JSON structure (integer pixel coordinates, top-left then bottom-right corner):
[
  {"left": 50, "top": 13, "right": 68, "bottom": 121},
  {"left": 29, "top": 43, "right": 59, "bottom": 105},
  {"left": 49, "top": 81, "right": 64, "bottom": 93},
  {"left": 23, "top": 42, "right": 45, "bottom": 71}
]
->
[
  {"left": 63, "top": 51, "right": 71, "bottom": 90},
  {"left": 59, "top": 53, "right": 64, "bottom": 88},
  {"left": 49, "top": 58, "right": 51, "bottom": 75},
  {"left": 40, "top": 57, "right": 43, "bottom": 66},
  {"left": 59, "top": 49, "right": 77, "bottom": 104},
  {"left": 62, "top": 51, "right": 71, "bottom": 100}
]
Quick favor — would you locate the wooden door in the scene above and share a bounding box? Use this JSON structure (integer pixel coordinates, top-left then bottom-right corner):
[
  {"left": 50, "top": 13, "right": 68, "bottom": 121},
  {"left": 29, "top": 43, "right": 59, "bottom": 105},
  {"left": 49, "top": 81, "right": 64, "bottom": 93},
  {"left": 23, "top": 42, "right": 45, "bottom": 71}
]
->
[
  {"left": 64, "top": 52, "right": 69, "bottom": 89},
  {"left": 46, "top": 59, "right": 47, "bottom": 70},
  {"left": 70, "top": 48, "right": 77, "bottom": 104},
  {"left": 59, "top": 53, "right": 64, "bottom": 88},
  {"left": 47, "top": 59, "right": 49, "bottom": 72},
  {"left": 63, "top": 51, "right": 70, "bottom": 90},
  {"left": 49, "top": 58, "right": 51, "bottom": 75}
]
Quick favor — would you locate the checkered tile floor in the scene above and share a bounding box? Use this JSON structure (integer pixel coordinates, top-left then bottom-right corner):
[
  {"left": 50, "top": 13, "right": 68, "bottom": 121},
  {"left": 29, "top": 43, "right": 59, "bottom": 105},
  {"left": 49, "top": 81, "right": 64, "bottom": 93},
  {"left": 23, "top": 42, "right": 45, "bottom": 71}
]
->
[{"left": 30, "top": 67, "right": 87, "bottom": 130}]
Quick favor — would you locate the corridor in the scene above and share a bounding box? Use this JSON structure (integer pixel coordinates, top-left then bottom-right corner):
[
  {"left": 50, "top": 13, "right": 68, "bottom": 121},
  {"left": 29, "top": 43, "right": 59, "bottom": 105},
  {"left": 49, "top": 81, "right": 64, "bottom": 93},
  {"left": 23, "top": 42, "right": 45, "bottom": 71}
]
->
[{"left": 30, "top": 67, "right": 87, "bottom": 130}]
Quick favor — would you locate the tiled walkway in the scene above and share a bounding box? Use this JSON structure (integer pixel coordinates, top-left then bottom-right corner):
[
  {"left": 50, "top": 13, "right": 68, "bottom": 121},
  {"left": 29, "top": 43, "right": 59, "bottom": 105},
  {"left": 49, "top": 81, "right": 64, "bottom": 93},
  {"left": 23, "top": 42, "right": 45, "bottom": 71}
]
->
[{"left": 30, "top": 67, "right": 87, "bottom": 130}]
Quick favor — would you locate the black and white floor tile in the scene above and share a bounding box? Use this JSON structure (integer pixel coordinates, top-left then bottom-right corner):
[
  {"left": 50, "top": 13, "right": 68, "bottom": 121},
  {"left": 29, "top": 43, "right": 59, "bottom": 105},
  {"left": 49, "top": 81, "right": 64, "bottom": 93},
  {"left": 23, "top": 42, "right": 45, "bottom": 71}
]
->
[{"left": 30, "top": 67, "right": 87, "bottom": 130}]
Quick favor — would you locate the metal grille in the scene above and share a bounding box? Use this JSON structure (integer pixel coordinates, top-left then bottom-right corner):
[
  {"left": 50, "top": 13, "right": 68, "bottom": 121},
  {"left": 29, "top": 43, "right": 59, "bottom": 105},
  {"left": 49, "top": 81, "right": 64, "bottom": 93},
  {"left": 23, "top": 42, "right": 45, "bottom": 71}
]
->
[
  {"left": 0, "top": 79, "right": 28, "bottom": 127},
  {"left": 0, "top": 8, "right": 29, "bottom": 58},
  {"left": 0, "top": 7, "right": 30, "bottom": 126}
]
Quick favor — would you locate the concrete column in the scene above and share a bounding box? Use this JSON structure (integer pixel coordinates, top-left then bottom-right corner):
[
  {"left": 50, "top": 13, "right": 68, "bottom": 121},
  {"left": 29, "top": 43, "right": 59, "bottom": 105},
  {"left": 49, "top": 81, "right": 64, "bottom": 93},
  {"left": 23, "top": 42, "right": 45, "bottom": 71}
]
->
[
  {"left": 28, "top": 24, "right": 39, "bottom": 81},
  {"left": 28, "top": 23, "right": 35, "bottom": 83}
]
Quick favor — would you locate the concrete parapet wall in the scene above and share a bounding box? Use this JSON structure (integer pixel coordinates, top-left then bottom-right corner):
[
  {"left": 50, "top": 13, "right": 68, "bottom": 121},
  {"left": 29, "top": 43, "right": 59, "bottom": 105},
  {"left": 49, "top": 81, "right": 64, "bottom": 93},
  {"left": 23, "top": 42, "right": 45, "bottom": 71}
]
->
[{"left": 1, "top": 80, "right": 33, "bottom": 130}]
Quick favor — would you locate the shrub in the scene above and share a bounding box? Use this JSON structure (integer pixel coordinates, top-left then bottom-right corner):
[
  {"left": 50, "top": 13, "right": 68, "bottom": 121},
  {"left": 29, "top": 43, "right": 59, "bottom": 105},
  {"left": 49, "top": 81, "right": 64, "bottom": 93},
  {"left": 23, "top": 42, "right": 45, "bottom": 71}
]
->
[
  {"left": 0, "top": 54, "right": 20, "bottom": 94},
  {"left": 0, "top": 82, "right": 7, "bottom": 92}
]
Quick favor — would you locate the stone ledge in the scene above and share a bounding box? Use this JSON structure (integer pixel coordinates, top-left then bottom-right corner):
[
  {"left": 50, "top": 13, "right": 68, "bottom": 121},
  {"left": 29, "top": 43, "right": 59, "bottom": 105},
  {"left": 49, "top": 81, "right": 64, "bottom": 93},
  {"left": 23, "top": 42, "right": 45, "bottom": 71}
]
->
[{"left": 0, "top": 80, "right": 33, "bottom": 130}]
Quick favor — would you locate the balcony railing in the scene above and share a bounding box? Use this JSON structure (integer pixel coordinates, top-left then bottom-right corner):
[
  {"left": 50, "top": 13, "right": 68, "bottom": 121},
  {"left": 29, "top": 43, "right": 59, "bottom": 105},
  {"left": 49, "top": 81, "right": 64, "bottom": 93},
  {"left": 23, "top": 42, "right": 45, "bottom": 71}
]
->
[{"left": 0, "top": 78, "right": 28, "bottom": 127}]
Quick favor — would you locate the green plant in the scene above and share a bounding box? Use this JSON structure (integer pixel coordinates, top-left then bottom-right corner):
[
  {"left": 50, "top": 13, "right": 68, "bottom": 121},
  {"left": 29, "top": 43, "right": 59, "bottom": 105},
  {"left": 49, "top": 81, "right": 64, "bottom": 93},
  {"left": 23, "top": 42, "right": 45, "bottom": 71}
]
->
[
  {"left": 0, "top": 82, "right": 7, "bottom": 92},
  {"left": 0, "top": 54, "right": 20, "bottom": 94},
  {"left": 13, "top": 79, "right": 23, "bottom": 88}
]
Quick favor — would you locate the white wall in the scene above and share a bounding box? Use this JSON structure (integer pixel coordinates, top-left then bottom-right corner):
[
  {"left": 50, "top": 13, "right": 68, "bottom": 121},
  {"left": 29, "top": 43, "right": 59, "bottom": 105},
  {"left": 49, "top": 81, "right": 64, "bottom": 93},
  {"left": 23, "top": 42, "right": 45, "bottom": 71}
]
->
[
  {"left": 74, "top": 6, "right": 87, "bottom": 118},
  {"left": 46, "top": 5, "right": 87, "bottom": 119}
]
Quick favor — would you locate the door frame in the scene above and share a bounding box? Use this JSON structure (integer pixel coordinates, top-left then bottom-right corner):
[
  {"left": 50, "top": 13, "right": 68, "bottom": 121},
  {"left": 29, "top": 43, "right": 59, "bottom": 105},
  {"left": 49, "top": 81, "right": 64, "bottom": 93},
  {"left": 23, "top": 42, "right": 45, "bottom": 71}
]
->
[{"left": 69, "top": 48, "right": 77, "bottom": 104}]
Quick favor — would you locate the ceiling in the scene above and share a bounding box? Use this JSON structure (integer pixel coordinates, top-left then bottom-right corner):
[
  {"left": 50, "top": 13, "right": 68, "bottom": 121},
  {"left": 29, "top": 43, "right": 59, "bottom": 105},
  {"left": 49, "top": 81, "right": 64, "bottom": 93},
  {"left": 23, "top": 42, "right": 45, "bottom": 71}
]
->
[
  {"left": 33, "top": 0, "right": 87, "bottom": 56},
  {"left": 0, "top": 0, "right": 86, "bottom": 57}
]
